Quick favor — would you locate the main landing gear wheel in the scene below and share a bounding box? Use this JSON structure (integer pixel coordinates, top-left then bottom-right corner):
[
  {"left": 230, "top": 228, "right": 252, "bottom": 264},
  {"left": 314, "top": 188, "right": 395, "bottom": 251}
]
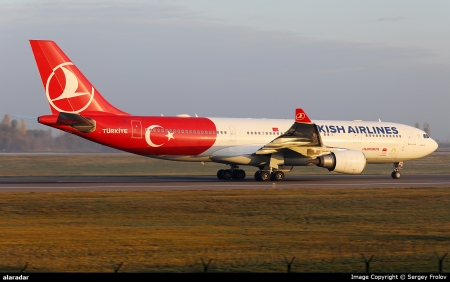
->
[
  {"left": 232, "top": 169, "right": 246, "bottom": 180},
  {"left": 217, "top": 167, "right": 246, "bottom": 180},
  {"left": 270, "top": 171, "right": 285, "bottom": 181},
  {"left": 260, "top": 171, "right": 270, "bottom": 181},
  {"left": 254, "top": 171, "right": 273, "bottom": 181},
  {"left": 217, "top": 169, "right": 232, "bottom": 180},
  {"left": 391, "top": 171, "right": 401, "bottom": 179}
]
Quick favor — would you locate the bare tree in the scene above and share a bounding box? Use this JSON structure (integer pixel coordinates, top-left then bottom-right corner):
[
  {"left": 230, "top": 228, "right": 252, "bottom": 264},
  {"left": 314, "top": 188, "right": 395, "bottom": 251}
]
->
[
  {"left": 2, "top": 114, "right": 10, "bottom": 126},
  {"left": 11, "top": 119, "right": 18, "bottom": 130},
  {"left": 415, "top": 122, "right": 420, "bottom": 129},
  {"left": 21, "top": 119, "right": 26, "bottom": 135}
]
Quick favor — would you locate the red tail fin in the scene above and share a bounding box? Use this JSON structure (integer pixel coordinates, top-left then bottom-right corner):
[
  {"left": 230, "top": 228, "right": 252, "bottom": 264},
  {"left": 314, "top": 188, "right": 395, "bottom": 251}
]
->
[{"left": 30, "top": 40, "right": 129, "bottom": 115}]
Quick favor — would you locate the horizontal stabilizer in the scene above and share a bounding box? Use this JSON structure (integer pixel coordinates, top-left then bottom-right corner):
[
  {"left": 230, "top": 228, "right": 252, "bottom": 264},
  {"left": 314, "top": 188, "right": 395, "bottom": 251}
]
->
[{"left": 56, "top": 112, "right": 96, "bottom": 133}]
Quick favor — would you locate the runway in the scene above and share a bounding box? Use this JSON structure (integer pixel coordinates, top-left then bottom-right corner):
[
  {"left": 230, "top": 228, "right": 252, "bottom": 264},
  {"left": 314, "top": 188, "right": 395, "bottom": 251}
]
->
[{"left": 0, "top": 174, "right": 450, "bottom": 192}]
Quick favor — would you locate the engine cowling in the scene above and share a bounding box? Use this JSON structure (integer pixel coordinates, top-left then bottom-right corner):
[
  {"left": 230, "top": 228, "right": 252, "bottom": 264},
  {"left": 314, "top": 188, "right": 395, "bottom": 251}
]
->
[{"left": 316, "top": 150, "right": 366, "bottom": 174}]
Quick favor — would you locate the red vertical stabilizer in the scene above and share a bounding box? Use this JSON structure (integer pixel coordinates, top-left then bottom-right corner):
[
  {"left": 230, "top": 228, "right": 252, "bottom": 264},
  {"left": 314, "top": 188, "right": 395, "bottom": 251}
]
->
[{"left": 30, "top": 40, "right": 129, "bottom": 116}]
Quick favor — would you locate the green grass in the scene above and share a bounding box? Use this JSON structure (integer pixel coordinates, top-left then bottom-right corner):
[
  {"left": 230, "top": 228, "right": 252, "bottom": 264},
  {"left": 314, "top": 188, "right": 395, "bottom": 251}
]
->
[
  {"left": 0, "top": 153, "right": 449, "bottom": 272},
  {"left": 0, "top": 153, "right": 448, "bottom": 177},
  {"left": 0, "top": 188, "right": 450, "bottom": 272}
]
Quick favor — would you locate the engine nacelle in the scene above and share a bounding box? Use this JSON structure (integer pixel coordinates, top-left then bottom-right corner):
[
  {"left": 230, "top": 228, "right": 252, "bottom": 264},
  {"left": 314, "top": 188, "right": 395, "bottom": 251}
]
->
[{"left": 316, "top": 150, "right": 366, "bottom": 174}]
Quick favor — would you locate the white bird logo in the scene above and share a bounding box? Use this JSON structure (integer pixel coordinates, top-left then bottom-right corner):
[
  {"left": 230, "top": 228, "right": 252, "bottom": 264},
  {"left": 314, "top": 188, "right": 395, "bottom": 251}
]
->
[
  {"left": 45, "top": 62, "right": 95, "bottom": 113},
  {"left": 51, "top": 67, "right": 90, "bottom": 101}
]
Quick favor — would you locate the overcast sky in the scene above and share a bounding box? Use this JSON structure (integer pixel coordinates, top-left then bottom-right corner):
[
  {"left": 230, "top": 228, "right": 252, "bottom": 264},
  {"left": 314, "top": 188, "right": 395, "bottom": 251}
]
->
[{"left": 1, "top": 0, "right": 450, "bottom": 141}]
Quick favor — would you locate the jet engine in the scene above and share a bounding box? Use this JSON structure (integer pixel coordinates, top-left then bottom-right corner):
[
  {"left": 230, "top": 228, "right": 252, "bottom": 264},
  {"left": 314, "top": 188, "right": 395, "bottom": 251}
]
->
[{"left": 314, "top": 150, "right": 366, "bottom": 174}]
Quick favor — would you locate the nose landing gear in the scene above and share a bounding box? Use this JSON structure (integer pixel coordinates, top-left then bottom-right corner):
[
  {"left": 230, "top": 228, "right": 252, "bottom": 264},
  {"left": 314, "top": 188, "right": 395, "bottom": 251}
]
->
[{"left": 391, "top": 162, "right": 403, "bottom": 179}]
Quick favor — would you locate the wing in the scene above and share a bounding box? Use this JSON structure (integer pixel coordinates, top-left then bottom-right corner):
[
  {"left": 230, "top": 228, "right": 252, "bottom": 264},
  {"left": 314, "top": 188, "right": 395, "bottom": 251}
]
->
[{"left": 255, "top": 108, "right": 325, "bottom": 155}]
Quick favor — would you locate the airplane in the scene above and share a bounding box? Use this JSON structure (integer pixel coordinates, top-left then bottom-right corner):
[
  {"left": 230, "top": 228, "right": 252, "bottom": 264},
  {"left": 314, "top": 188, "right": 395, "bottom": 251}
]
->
[{"left": 29, "top": 40, "right": 438, "bottom": 181}]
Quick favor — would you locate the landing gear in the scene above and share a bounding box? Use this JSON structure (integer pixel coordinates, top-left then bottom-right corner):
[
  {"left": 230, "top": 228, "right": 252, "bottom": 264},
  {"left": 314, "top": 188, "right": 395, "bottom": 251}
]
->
[
  {"left": 271, "top": 171, "right": 285, "bottom": 181},
  {"left": 217, "top": 165, "right": 286, "bottom": 181},
  {"left": 217, "top": 166, "right": 246, "bottom": 180},
  {"left": 391, "top": 162, "right": 403, "bottom": 179},
  {"left": 217, "top": 169, "right": 232, "bottom": 180},
  {"left": 391, "top": 171, "right": 401, "bottom": 179},
  {"left": 255, "top": 170, "right": 284, "bottom": 181},
  {"left": 232, "top": 169, "right": 246, "bottom": 180}
]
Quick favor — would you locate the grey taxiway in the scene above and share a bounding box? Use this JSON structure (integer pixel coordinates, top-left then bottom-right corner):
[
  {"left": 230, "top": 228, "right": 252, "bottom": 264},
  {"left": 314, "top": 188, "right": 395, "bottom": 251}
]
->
[{"left": 0, "top": 174, "right": 449, "bottom": 192}]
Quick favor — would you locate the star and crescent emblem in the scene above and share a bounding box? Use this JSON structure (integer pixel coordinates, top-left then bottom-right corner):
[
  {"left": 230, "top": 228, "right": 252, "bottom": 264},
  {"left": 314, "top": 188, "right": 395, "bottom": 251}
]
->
[{"left": 145, "top": 125, "right": 175, "bottom": 147}]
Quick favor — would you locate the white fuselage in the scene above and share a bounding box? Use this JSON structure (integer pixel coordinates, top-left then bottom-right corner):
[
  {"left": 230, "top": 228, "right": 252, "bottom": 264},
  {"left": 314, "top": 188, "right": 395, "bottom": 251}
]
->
[{"left": 157, "top": 118, "right": 438, "bottom": 165}]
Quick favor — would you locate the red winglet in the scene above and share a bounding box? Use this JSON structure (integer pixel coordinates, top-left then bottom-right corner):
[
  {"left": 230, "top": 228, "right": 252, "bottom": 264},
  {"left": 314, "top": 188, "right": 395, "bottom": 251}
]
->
[{"left": 295, "top": 108, "right": 312, "bottom": 123}]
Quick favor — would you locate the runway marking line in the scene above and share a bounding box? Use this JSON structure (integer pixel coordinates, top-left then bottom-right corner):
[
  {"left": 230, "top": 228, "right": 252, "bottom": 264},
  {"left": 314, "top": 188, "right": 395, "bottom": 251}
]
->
[{"left": 1, "top": 181, "right": 450, "bottom": 189}]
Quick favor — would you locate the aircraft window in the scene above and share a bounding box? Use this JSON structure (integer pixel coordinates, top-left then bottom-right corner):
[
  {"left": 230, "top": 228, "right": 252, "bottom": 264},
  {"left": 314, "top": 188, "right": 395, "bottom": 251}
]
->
[
  {"left": 201, "top": 130, "right": 204, "bottom": 134},
  {"left": 220, "top": 131, "right": 223, "bottom": 134},
  {"left": 224, "top": 131, "right": 227, "bottom": 134},
  {"left": 181, "top": 130, "right": 184, "bottom": 133}
]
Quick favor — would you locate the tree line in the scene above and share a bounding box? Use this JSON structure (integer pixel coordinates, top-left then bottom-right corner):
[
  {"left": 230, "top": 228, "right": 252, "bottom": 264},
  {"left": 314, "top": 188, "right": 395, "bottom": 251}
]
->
[{"left": 0, "top": 114, "right": 118, "bottom": 153}]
